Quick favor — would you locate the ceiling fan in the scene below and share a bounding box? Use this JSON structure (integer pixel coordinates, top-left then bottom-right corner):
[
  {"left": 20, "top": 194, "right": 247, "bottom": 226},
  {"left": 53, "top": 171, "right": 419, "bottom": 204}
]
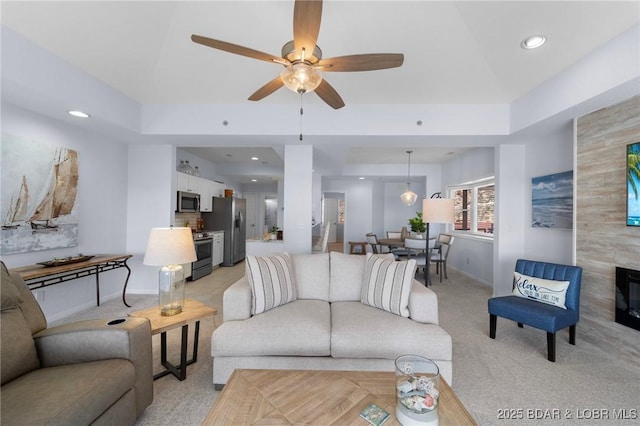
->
[{"left": 191, "top": 0, "right": 404, "bottom": 109}]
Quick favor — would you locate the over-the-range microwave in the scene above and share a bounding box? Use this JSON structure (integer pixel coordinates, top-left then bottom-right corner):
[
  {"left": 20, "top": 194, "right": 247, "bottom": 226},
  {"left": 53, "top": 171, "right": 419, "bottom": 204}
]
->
[{"left": 177, "top": 191, "right": 200, "bottom": 213}]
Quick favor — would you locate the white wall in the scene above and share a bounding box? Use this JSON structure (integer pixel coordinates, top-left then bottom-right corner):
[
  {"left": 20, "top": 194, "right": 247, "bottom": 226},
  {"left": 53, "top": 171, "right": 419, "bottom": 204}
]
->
[
  {"left": 494, "top": 144, "right": 527, "bottom": 296},
  {"left": 384, "top": 181, "right": 426, "bottom": 234},
  {"left": 493, "top": 125, "right": 574, "bottom": 295},
  {"left": 439, "top": 128, "right": 576, "bottom": 293},
  {"left": 283, "top": 145, "right": 313, "bottom": 253},
  {"left": 1, "top": 103, "right": 130, "bottom": 322},
  {"left": 520, "top": 125, "right": 575, "bottom": 265},
  {"left": 176, "top": 148, "right": 218, "bottom": 181},
  {"left": 441, "top": 147, "right": 495, "bottom": 284},
  {"left": 125, "top": 144, "right": 175, "bottom": 295}
]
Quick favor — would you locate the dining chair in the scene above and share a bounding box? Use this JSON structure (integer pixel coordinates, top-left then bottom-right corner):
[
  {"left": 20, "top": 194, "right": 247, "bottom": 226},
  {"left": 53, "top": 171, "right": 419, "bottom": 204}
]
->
[
  {"left": 392, "top": 237, "right": 435, "bottom": 285},
  {"left": 365, "top": 233, "right": 383, "bottom": 254},
  {"left": 386, "top": 231, "right": 402, "bottom": 239},
  {"left": 381, "top": 231, "right": 402, "bottom": 250},
  {"left": 430, "top": 234, "right": 455, "bottom": 282}
]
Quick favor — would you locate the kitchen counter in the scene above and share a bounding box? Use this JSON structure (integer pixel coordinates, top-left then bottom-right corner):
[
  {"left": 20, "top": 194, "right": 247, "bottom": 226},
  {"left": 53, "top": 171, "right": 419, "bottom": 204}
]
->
[{"left": 246, "top": 239, "right": 285, "bottom": 257}]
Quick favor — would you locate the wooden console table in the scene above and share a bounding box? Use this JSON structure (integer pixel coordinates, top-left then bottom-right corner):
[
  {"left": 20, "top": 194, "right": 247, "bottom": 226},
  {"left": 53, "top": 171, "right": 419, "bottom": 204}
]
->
[{"left": 10, "top": 254, "right": 133, "bottom": 307}]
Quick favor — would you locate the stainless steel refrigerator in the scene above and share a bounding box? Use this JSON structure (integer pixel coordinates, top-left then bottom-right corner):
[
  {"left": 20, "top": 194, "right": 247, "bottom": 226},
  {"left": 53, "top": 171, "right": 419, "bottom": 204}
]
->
[{"left": 202, "top": 197, "right": 246, "bottom": 266}]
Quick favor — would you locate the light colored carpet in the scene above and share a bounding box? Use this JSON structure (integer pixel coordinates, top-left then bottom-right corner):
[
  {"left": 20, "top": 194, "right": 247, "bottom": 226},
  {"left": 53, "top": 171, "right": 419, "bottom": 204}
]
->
[{"left": 54, "top": 261, "right": 640, "bottom": 425}]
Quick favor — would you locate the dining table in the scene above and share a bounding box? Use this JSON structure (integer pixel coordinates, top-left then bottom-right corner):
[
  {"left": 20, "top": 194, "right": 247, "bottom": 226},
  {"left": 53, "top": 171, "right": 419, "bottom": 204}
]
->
[
  {"left": 378, "top": 237, "right": 437, "bottom": 250},
  {"left": 377, "top": 238, "right": 404, "bottom": 249},
  {"left": 379, "top": 238, "right": 441, "bottom": 286}
]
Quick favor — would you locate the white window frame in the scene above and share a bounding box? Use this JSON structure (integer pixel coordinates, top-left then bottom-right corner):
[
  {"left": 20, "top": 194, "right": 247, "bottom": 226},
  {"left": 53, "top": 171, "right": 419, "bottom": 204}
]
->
[{"left": 448, "top": 176, "right": 495, "bottom": 239}]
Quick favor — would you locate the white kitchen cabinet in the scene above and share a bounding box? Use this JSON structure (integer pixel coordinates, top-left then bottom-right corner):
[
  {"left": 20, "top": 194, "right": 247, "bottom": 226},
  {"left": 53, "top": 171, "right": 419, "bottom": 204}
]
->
[
  {"left": 199, "top": 179, "right": 213, "bottom": 212},
  {"left": 177, "top": 172, "right": 199, "bottom": 193},
  {"left": 211, "top": 181, "right": 226, "bottom": 198},
  {"left": 182, "top": 261, "right": 192, "bottom": 279},
  {"left": 212, "top": 231, "right": 224, "bottom": 267},
  {"left": 177, "top": 172, "right": 226, "bottom": 212}
]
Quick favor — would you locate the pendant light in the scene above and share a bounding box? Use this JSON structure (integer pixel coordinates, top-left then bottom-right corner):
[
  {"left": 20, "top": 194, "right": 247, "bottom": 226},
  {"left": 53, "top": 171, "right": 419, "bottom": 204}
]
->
[{"left": 401, "top": 150, "right": 418, "bottom": 206}]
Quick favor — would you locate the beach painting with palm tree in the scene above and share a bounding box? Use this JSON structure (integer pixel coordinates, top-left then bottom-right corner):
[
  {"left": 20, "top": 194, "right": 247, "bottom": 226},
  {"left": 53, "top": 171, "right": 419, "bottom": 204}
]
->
[
  {"left": 531, "top": 170, "right": 573, "bottom": 229},
  {"left": 628, "top": 142, "right": 640, "bottom": 226}
]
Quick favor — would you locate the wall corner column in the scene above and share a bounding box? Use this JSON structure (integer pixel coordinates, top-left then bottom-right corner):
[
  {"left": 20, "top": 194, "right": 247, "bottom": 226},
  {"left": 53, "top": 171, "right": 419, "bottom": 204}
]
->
[{"left": 283, "top": 145, "right": 313, "bottom": 253}]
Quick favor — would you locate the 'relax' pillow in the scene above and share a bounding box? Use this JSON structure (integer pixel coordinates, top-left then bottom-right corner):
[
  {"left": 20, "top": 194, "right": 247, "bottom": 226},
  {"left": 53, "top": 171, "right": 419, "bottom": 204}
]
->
[
  {"left": 512, "top": 271, "right": 570, "bottom": 309},
  {"left": 361, "top": 253, "right": 416, "bottom": 317},
  {"left": 246, "top": 253, "right": 297, "bottom": 315}
]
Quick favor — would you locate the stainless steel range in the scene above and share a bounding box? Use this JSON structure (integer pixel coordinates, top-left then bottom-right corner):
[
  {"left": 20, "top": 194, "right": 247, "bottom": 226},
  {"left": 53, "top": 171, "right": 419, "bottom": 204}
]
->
[{"left": 189, "top": 231, "right": 213, "bottom": 281}]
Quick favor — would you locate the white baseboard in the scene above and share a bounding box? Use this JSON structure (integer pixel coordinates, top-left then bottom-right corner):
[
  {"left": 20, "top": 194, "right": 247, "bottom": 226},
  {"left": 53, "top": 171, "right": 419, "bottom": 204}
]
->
[{"left": 447, "top": 265, "right": 493, "bottom": 288}]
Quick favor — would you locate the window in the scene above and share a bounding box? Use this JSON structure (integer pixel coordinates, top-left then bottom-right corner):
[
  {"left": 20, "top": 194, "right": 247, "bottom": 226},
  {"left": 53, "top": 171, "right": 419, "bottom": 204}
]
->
[{"left": 449, "top": 178, "right": 494, "bottom": 236}]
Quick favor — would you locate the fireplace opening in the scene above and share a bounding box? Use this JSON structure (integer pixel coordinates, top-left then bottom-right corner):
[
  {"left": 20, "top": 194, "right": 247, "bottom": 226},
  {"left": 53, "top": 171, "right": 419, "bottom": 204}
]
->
[{"left": 615, "top": 266, "right": 640, "bottom": 332}]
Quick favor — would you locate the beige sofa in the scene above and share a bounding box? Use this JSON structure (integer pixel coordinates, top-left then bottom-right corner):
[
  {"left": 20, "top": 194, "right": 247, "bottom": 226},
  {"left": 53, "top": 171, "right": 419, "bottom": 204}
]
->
[
  {"left": 0, "top": 261, "right": 153, "bottom": 425},
  {"left": 211, "top": 252, "right": 452, "bottom": 388}
]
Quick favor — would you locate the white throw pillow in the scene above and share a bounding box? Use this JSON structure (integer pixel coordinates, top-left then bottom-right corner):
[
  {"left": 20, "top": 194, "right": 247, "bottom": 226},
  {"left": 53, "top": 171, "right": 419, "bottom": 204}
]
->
[
  {"left": 512, "top": 272, "right": 570, "bottom": 309},
  {"left": 361, "top": 253, "right": 416, "bottom": 317},
  {"left": 246, "top": 253, "right": 297, "bottom": 315}
]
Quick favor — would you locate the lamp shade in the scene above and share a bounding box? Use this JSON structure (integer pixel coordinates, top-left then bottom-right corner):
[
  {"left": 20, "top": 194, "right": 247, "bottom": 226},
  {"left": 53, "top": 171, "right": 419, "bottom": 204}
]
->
[
  {"left": 143, "top": 227, "right": 196, "bottom": 266},
  {"left": 422, "top": 198, "right": 455, "bottom": 224}
]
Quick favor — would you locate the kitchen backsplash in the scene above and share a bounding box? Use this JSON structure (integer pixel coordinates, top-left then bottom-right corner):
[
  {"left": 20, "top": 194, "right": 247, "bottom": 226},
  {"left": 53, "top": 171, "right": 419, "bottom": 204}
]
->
[{"left": 175, "top": 212, "right": 200, "bottom": 229}]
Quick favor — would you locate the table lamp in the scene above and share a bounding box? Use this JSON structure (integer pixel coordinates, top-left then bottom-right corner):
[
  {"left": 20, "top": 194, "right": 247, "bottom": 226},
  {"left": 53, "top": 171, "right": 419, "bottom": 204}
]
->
[
  {"left": 422, "top": 193, "right": 455, "bottom": 285},
  {"left": 143, "top": 227, "right": 196, "bottom": 316}
]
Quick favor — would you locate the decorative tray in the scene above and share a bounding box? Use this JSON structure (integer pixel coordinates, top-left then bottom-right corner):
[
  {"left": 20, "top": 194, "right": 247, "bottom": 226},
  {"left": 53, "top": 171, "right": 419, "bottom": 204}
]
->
[{"left": 37, "top": 255, "right": 95, "bottom": 267}]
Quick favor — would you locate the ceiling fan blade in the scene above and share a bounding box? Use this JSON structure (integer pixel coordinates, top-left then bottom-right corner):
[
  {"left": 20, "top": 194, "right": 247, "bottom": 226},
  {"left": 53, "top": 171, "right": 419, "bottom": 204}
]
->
[
  {"left": 191, "top": 34, "right": 283, "bottom": 64},
  {"left": 315, "top": 79, "right": 345, "bottom": 110},
  {"left": 318, "top": 54, "right": 404, "bottom": 72},
  {"left": 293, "top": 0, "right": 323, "bottom": 58},
  {"left": 248, "top": 76, "right": 285, "bottom": 101}
]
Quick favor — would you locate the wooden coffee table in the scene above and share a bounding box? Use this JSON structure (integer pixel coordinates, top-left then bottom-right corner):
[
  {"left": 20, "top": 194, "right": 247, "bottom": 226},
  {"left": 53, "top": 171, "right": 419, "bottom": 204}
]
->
[
  {"left": 203, "top": 369, "right": 476, "bottom": 425},
  {"left": 129, "top": 298, "right": 216, "bottom": 381}
]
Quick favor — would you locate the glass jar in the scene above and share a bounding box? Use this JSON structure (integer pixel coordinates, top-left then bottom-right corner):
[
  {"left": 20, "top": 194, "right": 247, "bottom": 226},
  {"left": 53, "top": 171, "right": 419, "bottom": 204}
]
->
[
  {"left": 184, "top": 160, "right": 194, "bottom": 175},
  {"left": 395, "top": 355, "right": 440, "bottom": 425},
  {"left": 193, "top": 166, "right": 200, "bottom": 177},
  {"left": 158, "top": 264, "right": 185, "bottom": 316}
]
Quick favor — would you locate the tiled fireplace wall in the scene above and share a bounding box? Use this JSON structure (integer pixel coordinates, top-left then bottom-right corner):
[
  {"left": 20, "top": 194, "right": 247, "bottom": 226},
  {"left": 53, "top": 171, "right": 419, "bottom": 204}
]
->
[{"left": 576, "top": 95, "right": 640, "bottom": 368}]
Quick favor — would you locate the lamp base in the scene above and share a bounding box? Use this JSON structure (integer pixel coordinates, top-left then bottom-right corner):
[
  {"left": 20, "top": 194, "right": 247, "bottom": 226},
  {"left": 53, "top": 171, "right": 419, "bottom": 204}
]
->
[
  {"left": 158, "top": 264, "right": 185, "bottom": 317},
  {"left": 160, "top": 305, "right": 183, "bottom": 316}
]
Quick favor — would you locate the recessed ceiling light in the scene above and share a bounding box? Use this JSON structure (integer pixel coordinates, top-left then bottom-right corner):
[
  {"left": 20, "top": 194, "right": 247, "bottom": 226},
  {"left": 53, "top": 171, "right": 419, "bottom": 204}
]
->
[
  {"left": 358, "top": 177, "right": 365, "bottom": 180},
  {"left": 251, "top": 179, "right": 257, "bottom": 182},
  {"left": 251, "top": 157, "right": 259, "bottom": 161},
  {"left": 521, "top": 35, "right": 546, "bottom": 50},
  {"left": 68, "top": 110, "right": 90, "bottom": 118}
]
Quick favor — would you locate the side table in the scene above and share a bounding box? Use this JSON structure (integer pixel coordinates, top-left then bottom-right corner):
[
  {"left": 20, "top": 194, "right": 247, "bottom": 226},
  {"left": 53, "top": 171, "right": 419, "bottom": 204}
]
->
[
  {"left": 349, "top": 241, "right": 368, "bottom": 254},
  {"left": 129, "top": 298, "right": 217, "bottom": 381}
]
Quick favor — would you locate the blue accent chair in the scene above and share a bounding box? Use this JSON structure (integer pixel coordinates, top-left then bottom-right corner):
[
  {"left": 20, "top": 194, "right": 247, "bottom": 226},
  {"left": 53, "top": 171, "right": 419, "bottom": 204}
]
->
[{"left": 488, "top": 259, "right": 583, "bottom": 362}]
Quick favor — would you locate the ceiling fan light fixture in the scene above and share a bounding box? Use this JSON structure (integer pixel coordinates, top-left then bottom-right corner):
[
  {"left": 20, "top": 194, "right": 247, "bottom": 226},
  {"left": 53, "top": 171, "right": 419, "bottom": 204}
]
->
[{"left": 280, "top": 63, "right": 323, "bottom": 94}]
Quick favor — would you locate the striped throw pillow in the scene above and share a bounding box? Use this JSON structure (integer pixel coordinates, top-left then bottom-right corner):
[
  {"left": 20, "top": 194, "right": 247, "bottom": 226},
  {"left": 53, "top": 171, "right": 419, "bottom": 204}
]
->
[
  {"left": 246, "top": 253, "right": 297, "bottom": 315},
  {"left": 361, "top": 253, "right": 416, "bottom": 317}
]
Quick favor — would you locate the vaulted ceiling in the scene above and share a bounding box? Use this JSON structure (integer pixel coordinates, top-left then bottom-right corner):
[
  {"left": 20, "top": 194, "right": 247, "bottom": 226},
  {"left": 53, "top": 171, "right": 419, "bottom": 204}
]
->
[{"left": 2, "top": 1, "right": 639, "bottom": 182}]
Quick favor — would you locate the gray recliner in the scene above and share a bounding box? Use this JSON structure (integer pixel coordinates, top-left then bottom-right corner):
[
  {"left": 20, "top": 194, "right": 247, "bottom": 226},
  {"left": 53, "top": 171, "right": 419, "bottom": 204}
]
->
[{"left": 1, "top": 261, "right": 153, "bottom": 425}]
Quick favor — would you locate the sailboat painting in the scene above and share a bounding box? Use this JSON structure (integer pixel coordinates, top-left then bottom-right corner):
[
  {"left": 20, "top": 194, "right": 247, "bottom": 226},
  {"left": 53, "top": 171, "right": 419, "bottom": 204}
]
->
[{"left": 1, "top": 134, "right": 79, "bottom": 254}]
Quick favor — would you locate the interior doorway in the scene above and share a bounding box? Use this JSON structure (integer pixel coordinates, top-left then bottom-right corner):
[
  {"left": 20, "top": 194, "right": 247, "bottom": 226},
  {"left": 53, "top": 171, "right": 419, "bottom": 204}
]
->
[
  {"left": 323, "top": 192, "right": 344, "bottom": 251},
  {"left": 264, "top": 194, "right": 278, "bottom": 232},
  {"left": 244, "top": 192, "right": 257, "bottom": 240}
]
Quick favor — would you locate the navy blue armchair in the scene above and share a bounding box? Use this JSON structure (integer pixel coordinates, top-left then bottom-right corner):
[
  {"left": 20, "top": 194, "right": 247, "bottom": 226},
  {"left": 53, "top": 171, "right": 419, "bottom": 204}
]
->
[{"left": 488, "top": 259, "right": 583, "bottom": 362}]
